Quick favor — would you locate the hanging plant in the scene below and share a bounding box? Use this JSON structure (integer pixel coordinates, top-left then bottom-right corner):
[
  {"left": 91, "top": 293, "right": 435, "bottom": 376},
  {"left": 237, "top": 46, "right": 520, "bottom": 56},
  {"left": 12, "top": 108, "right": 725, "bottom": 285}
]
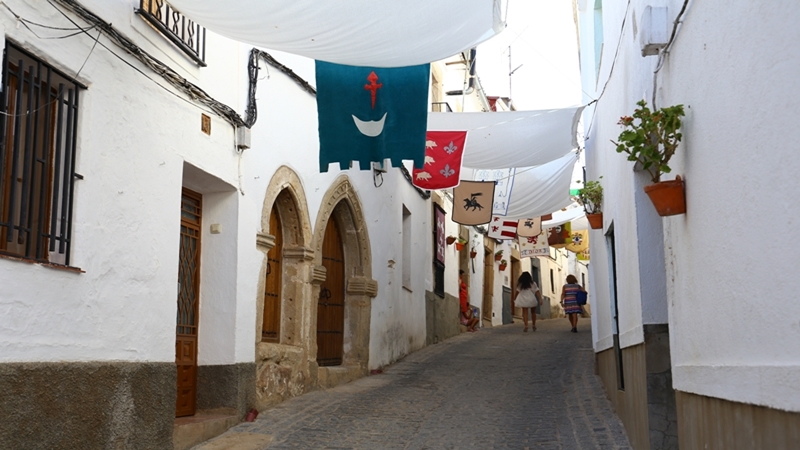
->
[
  {"left": 576, "top": 177, "right": 603, "bottom": 229},
  {"left": 446, "top": 235, "right": 456, "bottom": 245},
  {"left": 470, "top": 247, "right": 477, "bottom": 258},
  {"left": 494, "top": 249, "right": 503, "bottom": 261},
  {"left": 612, "top": 100, "right": 687, "bottom": 216},
  {"left": 498, "top": 259, "right": 508, "bottom": 271}
]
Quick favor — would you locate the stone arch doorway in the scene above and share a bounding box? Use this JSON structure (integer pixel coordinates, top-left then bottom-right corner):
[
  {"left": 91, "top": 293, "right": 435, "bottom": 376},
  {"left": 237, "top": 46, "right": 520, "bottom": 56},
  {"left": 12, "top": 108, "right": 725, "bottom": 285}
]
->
[
  {"left": 255, "top": 166, "right": 314, "bottom": 409},
  {"left": 317, "top": 213, "right": 346, "bottom": 366},
  {"left": 312, "top": 176, "right": 377, "bottom": 388}
]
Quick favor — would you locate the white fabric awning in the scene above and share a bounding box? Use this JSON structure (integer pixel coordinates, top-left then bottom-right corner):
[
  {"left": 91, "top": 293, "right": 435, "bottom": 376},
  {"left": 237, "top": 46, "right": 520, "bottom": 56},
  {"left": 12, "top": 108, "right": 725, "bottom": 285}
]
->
[
  {"left": 428, "top": 106, "right": 584, "bottom": 169},
  {"left": 167, "top": 0, "right": 504, "bottom": 67},
  {"left": 485, "top": 152, "right": 578, "bottom": 220}
]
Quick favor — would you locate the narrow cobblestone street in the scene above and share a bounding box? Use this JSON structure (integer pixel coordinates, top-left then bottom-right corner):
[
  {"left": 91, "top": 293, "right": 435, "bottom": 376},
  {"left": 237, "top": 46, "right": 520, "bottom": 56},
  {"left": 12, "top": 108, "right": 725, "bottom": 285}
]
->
[{"left": 198, "top": 319, "right": 631, "bottom": 450}]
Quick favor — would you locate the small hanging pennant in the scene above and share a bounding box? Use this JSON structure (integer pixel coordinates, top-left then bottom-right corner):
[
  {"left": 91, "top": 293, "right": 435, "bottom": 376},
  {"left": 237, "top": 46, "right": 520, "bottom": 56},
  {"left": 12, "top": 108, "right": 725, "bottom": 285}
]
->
[
  {"left": 452, "top": 180, "right": 495, "bottom": 225},
  {"left": 412, "top": 131, "right": 468, "bottom": 190},
  {"left": 519, "top": 230, "right": 550, "bottom": 258},
  {"left": 547, "top": 222, "right": 571, "bottom": 248},
  {"left": 565, "top": 230, "right": 589, "bottom": 254},
  {"left": 487, "top": 216, "right": 517, "bottom": 240},
  {"left": 516, "top": 217, "right": 542, "bottom": 237}
]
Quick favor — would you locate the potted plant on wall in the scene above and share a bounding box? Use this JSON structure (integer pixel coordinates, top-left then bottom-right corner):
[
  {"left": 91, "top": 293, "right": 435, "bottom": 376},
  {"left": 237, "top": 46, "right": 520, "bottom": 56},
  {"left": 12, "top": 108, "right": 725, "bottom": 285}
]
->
[
  {"left": 576, "top": 176, "right": 603, "bottom": 229},
  {"left": 494, "top": 249, "right": 503, "bottom": 261},
  {"left": 455, "top": 236, "right": 467, "bottom": 251},
  {"left": 446, "top": 235, "right": 456, "bottom": 245},
  {"left": 613, "top": 100, "right": 687, "bottom": 216},
  {"left": 470, "top": 247, "right": 477, "bottom": 259},
  {"left": 498, "top": 259, "right": 508, "bottom": 271}
]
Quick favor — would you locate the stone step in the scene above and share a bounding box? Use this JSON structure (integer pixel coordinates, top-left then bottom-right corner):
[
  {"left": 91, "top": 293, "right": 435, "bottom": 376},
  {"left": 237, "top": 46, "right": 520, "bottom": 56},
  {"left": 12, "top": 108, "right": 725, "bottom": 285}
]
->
[{"left": 173, "top": 409, "right": 240, "bottom": 450}]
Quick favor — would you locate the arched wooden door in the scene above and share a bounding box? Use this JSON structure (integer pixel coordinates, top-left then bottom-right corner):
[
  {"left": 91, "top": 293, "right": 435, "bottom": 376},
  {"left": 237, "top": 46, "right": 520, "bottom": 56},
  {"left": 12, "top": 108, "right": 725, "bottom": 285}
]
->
[
  {"left": 317, "top": 216, "right": 345, "bottom": 366},
  {"left": 262, "top": 204, "right": 282, "bottom": 342}
]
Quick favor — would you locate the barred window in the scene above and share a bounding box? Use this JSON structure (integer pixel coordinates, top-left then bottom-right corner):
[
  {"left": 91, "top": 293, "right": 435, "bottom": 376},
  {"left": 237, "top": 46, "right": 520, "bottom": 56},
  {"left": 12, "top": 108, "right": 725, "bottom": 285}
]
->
[{"left": 0, "top": 44, "right": 81, "bottom": 265}]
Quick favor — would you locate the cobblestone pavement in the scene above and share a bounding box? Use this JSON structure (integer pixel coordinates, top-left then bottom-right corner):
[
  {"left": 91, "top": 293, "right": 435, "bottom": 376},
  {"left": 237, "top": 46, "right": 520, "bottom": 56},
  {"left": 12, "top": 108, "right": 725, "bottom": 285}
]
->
[{"left": 203, "top": 319, "right": 631, "bottom": 450}]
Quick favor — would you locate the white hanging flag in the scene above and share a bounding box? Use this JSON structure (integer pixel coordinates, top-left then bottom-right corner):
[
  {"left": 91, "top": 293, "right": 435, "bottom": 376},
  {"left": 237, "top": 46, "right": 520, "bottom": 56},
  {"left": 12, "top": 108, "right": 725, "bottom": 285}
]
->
[
  {"left": 473, "top": 168, "right": 515, "bottom": 216},
  {"left": 519, "top": 231, "right": 550, "bottom": 258},
  {"left": 487, "top": 215, "right": 517, "bottom": 240}
]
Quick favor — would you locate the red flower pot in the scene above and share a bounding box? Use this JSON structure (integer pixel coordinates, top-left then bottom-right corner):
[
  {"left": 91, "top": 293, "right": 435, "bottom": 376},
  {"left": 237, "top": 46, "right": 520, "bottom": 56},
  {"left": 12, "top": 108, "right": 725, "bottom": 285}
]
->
[
  {"left": 586, "top": 213, "right": 603, "bottom": 229},
  {"left": 644, "top": 176, "right": 686, "bottom": 216},
  {"left": 499, "top": 264, "right": 507, "bottom": 271},
  {"left": 455, "top": 242, "right": 465, "bottom": 251}
]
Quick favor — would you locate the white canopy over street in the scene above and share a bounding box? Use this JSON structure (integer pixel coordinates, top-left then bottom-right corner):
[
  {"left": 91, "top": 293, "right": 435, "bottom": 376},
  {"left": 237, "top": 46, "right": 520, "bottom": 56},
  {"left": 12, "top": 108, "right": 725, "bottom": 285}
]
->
[
  {"left": 165, "top": 0, "right": 585, "bottom": 223},
  {"left": 167, "top": 0, "right": 504, "bottom": 67},
  {"left": 429, "top": 106, "right": 584, "bottom": 169}
]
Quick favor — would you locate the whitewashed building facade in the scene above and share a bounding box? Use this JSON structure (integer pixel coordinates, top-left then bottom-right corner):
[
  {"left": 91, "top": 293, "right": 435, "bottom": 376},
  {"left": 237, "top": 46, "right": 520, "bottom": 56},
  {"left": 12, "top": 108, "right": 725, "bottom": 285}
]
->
[
  {"left": 0, "top": 1, "right": 511, "bottom": 448},
  {"left": 577, "top": 1, "right": 800, "bottom": 448}
]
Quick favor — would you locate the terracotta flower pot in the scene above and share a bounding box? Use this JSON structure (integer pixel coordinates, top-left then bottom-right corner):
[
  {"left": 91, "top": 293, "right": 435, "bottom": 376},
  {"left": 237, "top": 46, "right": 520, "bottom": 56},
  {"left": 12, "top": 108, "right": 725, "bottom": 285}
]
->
[
  {"left": 499, "top": 264, "right": 507, "bottom": 271},
  {"left": 586, "top": 213, "right": 603, "bottom": 229},
  {"left": 644, "top": 176, "right": 686, "bottom": 216},
  {"left": 470, "top": 250, "right": 477, "bottom": 258},
  {"left": 446, "top": 236, "right": 456, "bottom": 245},
  {"left": 455, "top": 242, "right": 465, "bottom": 251},
  {"left": 494, "top": 254, "right": 502, "bottom": 261}
]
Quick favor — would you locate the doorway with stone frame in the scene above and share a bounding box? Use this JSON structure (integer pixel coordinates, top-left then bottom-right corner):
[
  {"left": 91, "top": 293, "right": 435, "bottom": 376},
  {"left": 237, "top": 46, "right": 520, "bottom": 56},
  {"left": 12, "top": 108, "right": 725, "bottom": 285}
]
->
[
  {"left": 255, "top": 166, "right": 314, "bottom": 410},
  {"left": 312, "top": 177, "right": 377, "bottom": 389}
]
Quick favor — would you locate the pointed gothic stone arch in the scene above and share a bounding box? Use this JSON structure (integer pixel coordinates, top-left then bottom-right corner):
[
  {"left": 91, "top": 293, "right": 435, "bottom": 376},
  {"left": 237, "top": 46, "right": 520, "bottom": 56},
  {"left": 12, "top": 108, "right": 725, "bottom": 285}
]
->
[
  {"left": 254, "top": 166, "right": 314, "bottom": 409},
  {"left": 312, "top": 175, "right": 377, "bottom": 388}
]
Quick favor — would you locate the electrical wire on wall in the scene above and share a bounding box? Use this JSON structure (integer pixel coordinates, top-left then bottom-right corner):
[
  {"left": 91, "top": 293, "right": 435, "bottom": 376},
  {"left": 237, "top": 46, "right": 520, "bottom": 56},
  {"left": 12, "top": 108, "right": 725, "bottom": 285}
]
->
[
  {"left": 245, "top": 48, "right": 316, "bottom": 128},
  {"left": 651, "top": 0, "right": 692, "bottom": 108},
  {"left": 44, "top": 0, "right": 247, "bottom": 128},
  {"left": 583, "top": 0, "right": 632, "bottom": 140}
]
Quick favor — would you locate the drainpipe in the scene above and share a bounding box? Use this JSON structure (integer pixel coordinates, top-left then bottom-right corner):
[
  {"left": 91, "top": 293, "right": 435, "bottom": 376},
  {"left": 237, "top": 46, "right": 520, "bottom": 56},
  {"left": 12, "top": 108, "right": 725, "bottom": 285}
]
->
[{"left": 446, "top": 48, "right": 477, "bottom": 96}]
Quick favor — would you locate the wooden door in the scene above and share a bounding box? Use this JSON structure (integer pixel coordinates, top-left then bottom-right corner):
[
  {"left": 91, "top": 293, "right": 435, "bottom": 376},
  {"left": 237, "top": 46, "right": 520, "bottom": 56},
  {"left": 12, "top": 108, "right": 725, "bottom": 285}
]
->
[
  {"left": 482, "top": 249, "right": 494, "bottom": 322},
  {"left": 262, "top": 205, "right": 282, "bottom": 342},
  {"left": 176, "top": 188, "right": 201, "bottom": 417},
  {"left": 317, "top": 216, "right": 345, "bottom": 366}
]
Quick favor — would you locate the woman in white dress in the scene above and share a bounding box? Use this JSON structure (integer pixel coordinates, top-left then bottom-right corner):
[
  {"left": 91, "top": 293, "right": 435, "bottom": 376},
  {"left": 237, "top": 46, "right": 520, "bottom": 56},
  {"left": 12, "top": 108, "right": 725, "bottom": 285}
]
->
[{"left": 514, "top": 272, "right": 543, "bottom": 332}]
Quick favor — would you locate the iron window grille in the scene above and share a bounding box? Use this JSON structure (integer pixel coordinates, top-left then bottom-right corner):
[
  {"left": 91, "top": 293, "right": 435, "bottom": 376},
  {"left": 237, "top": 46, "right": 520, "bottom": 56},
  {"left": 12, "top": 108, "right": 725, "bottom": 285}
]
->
[
  {"left": 137, "top": 0, "right": 207, "bottom": 66},
  {"left": 0, "top": 44, "right": 82, "bottom": 266}
]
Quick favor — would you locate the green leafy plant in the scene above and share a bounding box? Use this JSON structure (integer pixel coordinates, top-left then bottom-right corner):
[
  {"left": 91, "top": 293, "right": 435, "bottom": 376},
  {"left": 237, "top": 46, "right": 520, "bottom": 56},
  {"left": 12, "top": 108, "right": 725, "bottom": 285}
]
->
[
  {"left": 576, "top": 177, "right": 603, "bottom": 214},
  {"left": 500, "top": 259, "right": 507, "bottom": 265},
  {"left": 457, "top": 236, "right": 468, "bottom": 245},
  {"left": 612, "top": 100, "right": 685, "bottom": 183}
]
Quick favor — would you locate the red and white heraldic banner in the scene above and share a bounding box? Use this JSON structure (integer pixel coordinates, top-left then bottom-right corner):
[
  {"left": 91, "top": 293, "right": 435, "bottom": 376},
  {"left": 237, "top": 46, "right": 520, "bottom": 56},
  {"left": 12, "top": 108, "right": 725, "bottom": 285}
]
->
[{"left": 412, "top": 131, "right": 468, "bottom": 190}]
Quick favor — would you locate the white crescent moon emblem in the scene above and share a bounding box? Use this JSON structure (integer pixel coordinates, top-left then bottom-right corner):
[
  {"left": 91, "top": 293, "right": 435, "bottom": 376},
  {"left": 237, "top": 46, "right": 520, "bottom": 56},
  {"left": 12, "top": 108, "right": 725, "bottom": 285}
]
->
[{"left": 352, "top": 113, "right": 387, "bottom": 137}]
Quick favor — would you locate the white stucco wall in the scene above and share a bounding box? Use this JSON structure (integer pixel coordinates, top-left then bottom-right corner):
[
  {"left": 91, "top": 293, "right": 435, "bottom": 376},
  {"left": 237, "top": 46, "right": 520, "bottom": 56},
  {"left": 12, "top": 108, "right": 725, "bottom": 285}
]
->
[
  {"left": 0, "top": 0, "right": 432, "bottom": 372},
  {"left": 580, "top": 0, "right": 800, "bottom": 412},
  {"left": 0, "top": 0, "right": 242, "bottom": 364}
]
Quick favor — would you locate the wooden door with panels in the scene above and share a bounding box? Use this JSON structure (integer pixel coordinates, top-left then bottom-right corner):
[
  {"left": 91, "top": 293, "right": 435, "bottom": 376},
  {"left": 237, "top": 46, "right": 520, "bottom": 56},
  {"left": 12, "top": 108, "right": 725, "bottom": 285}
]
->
[
  {"left": 176, "top": 188, "right": 201, "bottom": 417},
  {"left": 262, "top": 204, "right": 282, "bottom": 342},
  {"left": 316, "top": 216, "right": 345, "bottom": 367},
  {"left": 482, "top": 249, "right": 494, "bottom": 323}
]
